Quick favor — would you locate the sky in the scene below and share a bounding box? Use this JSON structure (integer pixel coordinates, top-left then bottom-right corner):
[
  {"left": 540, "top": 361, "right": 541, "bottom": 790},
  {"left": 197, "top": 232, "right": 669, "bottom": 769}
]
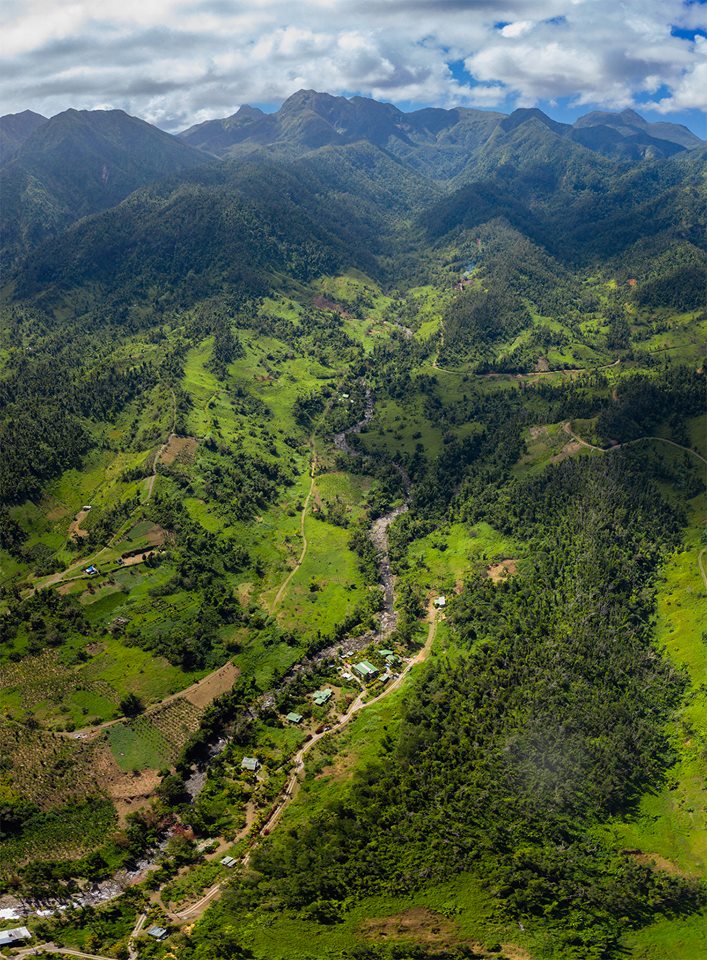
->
[{"left": 1, "top": 0, "right": 706, "bottom": 135}]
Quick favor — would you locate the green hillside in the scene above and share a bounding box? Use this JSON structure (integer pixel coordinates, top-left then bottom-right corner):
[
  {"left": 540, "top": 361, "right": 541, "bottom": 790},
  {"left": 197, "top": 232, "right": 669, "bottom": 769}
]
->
[{"left": 0, "top": 92, "right": 704, "bottom": 960}]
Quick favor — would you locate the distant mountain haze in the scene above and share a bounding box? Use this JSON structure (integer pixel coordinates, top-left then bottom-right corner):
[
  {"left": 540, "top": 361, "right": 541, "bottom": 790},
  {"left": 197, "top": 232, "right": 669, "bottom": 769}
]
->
[
  {"left": 0, "top": 90, "right": 703, "bottom": 280},
  {"left": 0, "top": 109, "right": 47, "bottom": 165},
  {"left": 178, "top": 90, "right": 702, "bottom": 167},
  {"left": 0, "top": 108, "right": 208, "bottom": 270}
]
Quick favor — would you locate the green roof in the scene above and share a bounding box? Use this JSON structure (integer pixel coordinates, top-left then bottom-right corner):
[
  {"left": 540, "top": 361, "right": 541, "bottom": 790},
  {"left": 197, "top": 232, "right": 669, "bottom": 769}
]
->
[
  {"left": 312, "top": 688, "right": 333, "bottom": 705},
  {"left": 286, "top": 712, "right": 303, "bottom": 723},
  {"left": 378, "top": 649, "right": 394, "bottom": 657},
  {"left": 354, "top": 660, "right": 378, "bottom": 676}
]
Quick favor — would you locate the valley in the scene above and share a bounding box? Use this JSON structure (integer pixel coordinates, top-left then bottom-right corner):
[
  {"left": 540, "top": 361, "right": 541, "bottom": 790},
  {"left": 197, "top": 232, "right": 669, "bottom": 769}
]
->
[{"left": 0, "top": 90, "right": 704, "bottom": 960}]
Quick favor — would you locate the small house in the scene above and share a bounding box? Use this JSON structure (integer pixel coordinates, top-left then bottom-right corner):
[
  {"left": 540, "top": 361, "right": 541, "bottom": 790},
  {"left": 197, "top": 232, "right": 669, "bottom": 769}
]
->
[
  {"left": 221, "top": 856, "right": 238, "bottom": 868},
  {"left": 286, "top": 712, "right": 303, "bottom": 724},
  {"left": 341, "top": 671, "right": 354, "bottom": 681},
  {"left": 82, "top": 505, "right": 92, "bottom": 512},
  {"left": 378, "top": 649, "right": 394, "bottom": 658},
  {"left": 241, "top": 756, "right": 260, "bottom": 772},
  {"left": 85, "top": 564, "right": 99, "bottom": 576},
  {"left": 434, "top": 596, "right": 447, "bottom": 609},
  {"left": 147, "top": 926, "right": 168, "bottom": 941},
  {"left": 0, "top": 927, "right": 31, "bottom": 947},
  {"left": 312, "top": 688, "right": 333, "bottom": 706},
  {"left": 354, "top": 660, "right": 378, "bottom": 679}
]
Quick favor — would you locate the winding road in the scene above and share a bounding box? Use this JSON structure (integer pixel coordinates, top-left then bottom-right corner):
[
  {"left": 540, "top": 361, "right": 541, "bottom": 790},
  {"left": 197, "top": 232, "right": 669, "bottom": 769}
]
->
[
  {"left": 271, "top": 448, "right": 317, "bottom": 611},
  {"left": 168, "top": 387, "right": 424, "bottom": 924},
  {"left": 562, "top": 421, "right": 707, "bottom": 465},
  {"left": 171, "top": 607, "right": 439, "bottom": 924}
]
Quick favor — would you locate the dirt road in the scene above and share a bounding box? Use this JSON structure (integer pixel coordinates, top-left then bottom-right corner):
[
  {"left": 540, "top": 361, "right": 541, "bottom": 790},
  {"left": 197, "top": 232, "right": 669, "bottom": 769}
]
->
[
  {"left": 271, "top": 451, "right": 316, "bottom": 611},
  {"left": 62, "top": 661, "right": 239, "bottom": 741},
  {"left": 563, "top": 421, "right": 707, "bottom": 465},
  {"left": 15, "top": 945, "right": 120, "bottom": 960},
  {"left": 698, "top": 548, "right": 707, "bottom": 591},
  {"left": 171, "top": 608, "right": 439, "bottom": 924}
]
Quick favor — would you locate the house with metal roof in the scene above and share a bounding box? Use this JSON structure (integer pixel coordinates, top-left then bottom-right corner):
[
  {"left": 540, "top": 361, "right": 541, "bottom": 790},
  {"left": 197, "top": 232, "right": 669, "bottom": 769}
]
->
[
  {"left": 221, "top": 856, "right": 238, "bottom": 868},
  {"left": 0, "top": 927, "right": 31, "bottom": 947},
  {"left": 312, "top": 688, "right": 333, "bottom": 706},
  {"left": 241, "top": 756, "right": 260, "bottom": 772},
  {"left": 378, "top": 649, "right": 394, "bottom": 657},
  {"left": 286, "top": 712, "right": 303, "bottom": 724},
  {"left": 147, "top": 926, "right": 168, "bottom": 940},
  {"left": 354, "top": 660, "right": 378, "bottom": 678},
  {"left": 434, "top": 596, "right": 447, "bottom": 608}
]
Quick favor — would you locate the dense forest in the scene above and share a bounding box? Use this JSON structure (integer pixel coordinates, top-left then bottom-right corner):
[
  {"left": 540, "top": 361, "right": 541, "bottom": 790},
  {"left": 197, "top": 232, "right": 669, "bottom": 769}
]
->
[{"left": 0, "top": 92, "right": 704, "bottom": 960}]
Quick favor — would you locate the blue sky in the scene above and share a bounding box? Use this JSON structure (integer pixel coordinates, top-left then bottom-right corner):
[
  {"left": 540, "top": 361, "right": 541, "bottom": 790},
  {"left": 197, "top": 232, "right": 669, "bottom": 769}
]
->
[{"left": 1, "top": 1, "right": 705, "bottom": 136}]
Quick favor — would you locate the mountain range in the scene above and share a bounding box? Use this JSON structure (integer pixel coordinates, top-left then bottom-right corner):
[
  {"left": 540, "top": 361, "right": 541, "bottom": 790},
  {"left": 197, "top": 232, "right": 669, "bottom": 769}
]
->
[
  {"left": 0, "top": 91, "right": 703, "bottom": 277},
  {"left": 179, "top": 90, "right": 703, "bottom": 167}
]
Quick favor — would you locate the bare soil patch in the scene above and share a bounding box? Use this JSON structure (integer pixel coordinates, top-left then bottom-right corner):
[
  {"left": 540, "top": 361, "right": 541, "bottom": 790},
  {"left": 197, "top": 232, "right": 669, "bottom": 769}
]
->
[
  {"left": 47, "top": 503, "right": 70, "bottom": 521},
  {"left": 550, "top": 440, "right": 582, "bottom": 464},
  {"left": 314, "top": 295, "right": 352, "bottom": 317},
  {"left": 487, "top": 560, "right": 518, "bottom": 582},
  {"left": 534, "top": 356, "right": 550, "bottom": 373},
  {"left": 501, "top": 946, "right": 532, "bottom": 960},
  {"left": 317, "top": 747, "right": 360, "bottom": 783},
  {"left": 141, "top": 522, "right": 167, "bottom": 547},
  {"left": 626, "top": 850, "right": 690, "bottom": 877},
  {"left": 358, "top": 907, "right": 529, "bottom": 957},
  {"left": 360, "top": 907, "right": 464, "bottom": 947},
  {"left": 93, "top": 745, "right": 161, "bottom": 821},
  {"left": 161, "top": 435, "right": 198, "bottom": 466},
  {"left": 69, "top": 509, "right": 90, "bottom": 539},
  {"left": 183, "top": 661, "right": 240, "bottom": 709},
  {"left": 119, "top": 550, "right": 156, "bottom": 567}
]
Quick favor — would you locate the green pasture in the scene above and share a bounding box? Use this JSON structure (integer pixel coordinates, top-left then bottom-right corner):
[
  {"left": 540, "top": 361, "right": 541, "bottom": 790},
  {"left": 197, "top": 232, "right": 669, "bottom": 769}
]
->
[
  {"left": 407, "top": 521, "right": 519, "bottom": 595},
  {"left": 108, "top": 717, "right": 173, "bottom": 772},
  {"left": 603, "top": 493, "right": 706, "bottom": 880}
]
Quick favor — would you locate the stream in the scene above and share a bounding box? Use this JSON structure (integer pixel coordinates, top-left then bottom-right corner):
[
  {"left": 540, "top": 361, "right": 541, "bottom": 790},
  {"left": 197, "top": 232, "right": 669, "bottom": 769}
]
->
[{"left": 3, "top": 385, "right": 410, "bottom": 920}]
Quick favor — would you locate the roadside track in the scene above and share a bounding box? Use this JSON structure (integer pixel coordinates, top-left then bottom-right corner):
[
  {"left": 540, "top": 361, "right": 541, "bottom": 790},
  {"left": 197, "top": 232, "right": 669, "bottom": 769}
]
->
[{"left": 170, "top": 608, "right": 439, "bottom": 924}]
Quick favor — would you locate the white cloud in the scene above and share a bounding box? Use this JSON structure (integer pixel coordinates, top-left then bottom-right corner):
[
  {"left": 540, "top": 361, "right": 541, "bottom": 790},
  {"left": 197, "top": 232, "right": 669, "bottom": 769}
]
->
[
  {"left": 500, "top": 21, "right": 535, "bottom": 39},
  {"left": 0, "top": 0, "right": 704, "bottom": 129},
  {"left": 654, "top": 35, "right": 707, "bottom": 112}
]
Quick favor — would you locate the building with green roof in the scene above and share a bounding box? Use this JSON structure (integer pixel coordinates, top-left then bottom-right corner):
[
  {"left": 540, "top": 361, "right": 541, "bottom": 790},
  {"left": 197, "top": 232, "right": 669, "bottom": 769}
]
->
[{"left": 354, "top": 660, "right": 378, "bottom": 678}]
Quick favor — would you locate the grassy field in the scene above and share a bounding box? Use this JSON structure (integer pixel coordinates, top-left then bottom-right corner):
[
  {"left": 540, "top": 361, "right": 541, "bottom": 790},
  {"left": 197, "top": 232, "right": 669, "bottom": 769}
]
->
[
  {"left": 406, "top": 521, "right": 519, "bottom": 596},
  {"left": 605, "top": 491, "right": 706, "bottom": 881}
]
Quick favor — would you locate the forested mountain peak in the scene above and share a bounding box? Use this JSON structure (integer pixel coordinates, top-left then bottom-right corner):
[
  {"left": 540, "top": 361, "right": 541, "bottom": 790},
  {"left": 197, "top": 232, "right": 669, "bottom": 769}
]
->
[
  {"left": 0, "top": 107, "right": 208, "bottom": 270},
  {"left": 1, "top": 71, "right": 705, "bottom": 960},
  {"left": 499, "top": 106, "right": 569, "bottom": 135},
  {"left": 0, "top": 108, "right": 48, "bottom": 164},
  {"left": 177, "top": 89, "right": 703, "bottom": 172},
  {"left": 575, "top": 106, "right": 703, "bottom": 148}
]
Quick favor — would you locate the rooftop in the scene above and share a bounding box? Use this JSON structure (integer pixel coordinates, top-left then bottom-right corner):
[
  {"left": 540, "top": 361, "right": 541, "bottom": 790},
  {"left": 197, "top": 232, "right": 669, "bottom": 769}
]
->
[
  {"left": 312, "top": 688, "right": 333, "bottom": 705},
  {"left": 286, "top": 712, "right": 303, "bottom": 723},
  {"left": 354, "top": 660, "right": 378, "bottom": 676},
  {"left": 241, "top": 756, "right": 260, "bottom": 771},
  {"left": 0, "top": 927, "right": 31, "bottom": 946}
]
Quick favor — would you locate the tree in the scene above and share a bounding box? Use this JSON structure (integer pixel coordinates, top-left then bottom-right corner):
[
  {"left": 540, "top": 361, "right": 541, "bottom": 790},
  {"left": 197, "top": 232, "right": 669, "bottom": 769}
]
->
[{"left": 118, "top": 693, "right": 144, "bottom": 717}]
